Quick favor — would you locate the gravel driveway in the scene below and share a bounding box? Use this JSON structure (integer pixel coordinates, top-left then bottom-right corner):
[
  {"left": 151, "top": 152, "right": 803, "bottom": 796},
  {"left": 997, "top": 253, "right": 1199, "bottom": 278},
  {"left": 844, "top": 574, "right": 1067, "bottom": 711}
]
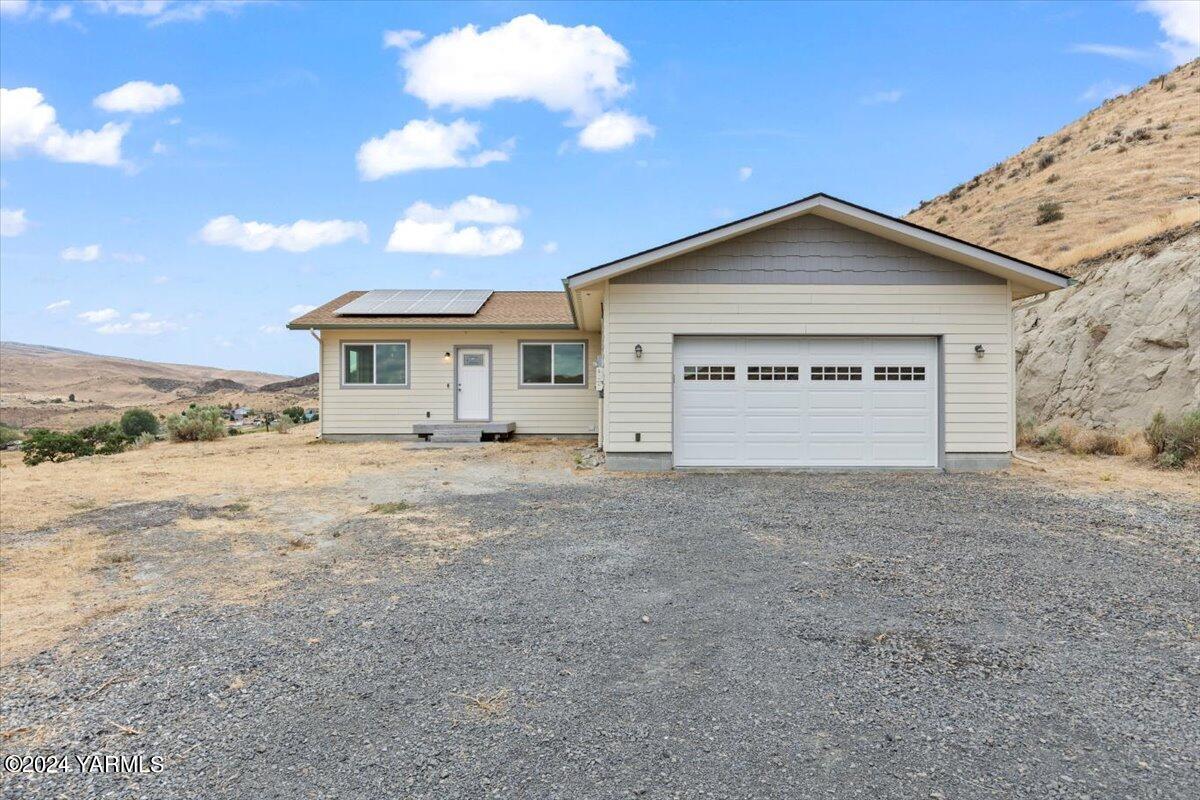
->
[{"left": 3, "top": 469, "right": 1198, "bottom": 799}]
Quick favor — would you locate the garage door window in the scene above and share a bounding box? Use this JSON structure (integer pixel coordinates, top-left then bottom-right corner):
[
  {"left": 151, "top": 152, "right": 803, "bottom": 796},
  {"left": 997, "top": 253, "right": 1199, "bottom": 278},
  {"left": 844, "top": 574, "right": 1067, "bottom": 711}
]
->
[
  {"left": 747, "top": 366, "right": 800, "bottom": 381},
  {"left": 683, "top": 365, "right": 736, "bottom": 381},
  {"left": 874, "top": 365, "right": 926, "bottom": 381},
  {"left": 810, "top": 365, "right": 862, "bottom": 381}
]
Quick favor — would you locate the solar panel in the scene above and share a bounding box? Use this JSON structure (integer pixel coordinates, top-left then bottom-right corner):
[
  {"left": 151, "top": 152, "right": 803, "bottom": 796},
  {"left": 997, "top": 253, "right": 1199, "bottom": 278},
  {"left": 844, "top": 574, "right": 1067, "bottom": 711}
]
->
[{"left": 334, "top": 289, "right": 494, "bottom": 316}]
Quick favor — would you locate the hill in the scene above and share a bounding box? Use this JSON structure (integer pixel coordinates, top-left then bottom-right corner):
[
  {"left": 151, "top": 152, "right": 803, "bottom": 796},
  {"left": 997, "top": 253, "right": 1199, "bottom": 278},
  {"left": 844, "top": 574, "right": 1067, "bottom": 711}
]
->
[
  {"left": 906, "top": 60, "right": 1200, "bottom": 429},
  {"left": 0, "top": 342, "right": 310, "bottom": 430},
  {"left": 907, "top": 60, "right": 1200, "bottom": 270}
]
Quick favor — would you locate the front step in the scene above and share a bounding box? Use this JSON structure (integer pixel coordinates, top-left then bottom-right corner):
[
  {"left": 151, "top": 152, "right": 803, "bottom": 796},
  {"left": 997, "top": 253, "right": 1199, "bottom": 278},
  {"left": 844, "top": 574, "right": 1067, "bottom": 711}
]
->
[{"left": 430, "top": 429, "right": 483, "bottom": 443}]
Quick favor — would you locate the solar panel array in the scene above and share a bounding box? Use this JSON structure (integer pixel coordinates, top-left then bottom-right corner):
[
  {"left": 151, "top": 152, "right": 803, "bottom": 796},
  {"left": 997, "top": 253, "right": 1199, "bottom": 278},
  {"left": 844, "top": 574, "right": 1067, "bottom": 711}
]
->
[{"left": 334, "top": 289, "right": 494, "bottom": 316}]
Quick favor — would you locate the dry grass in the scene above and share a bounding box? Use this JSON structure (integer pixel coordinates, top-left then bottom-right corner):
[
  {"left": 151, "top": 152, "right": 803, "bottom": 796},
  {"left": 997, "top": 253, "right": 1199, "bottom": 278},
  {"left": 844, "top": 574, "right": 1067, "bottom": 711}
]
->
[
  {"left": 0, "top": 431, "right": 594, "bottom": 666},
  {"left": 1047, "top": 207, "right": 1200, "bottom": 271},
  {"left": 452, "top": 688, "right": 511, "bottom": 717},
  {"left": 1013, "top": 449, "right": 1200, "bottom": 501},
  {"left": 907, "top": 59, "right": 1200, "bottom": 268}
]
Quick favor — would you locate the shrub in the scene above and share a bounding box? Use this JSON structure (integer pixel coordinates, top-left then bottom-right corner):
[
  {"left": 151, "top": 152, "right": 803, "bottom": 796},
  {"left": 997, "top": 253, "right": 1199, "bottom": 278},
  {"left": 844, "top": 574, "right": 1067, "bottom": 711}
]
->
[
  {"left": 22, "top": 429, "right": 94, "bottom": 466},
  {"left": 76, "top": 422, "right": 130, "bottom": 455},
  {"left": 1144, "top": 410, "right": 1200, "bottom": 469},
  {"left": 1037, "top": 152, "right": 1055, "bottom": 170},
  {"left": 1035, "top": 201, "right": 1064, "bottom": 225},
  {"left": 281, "top": 406, "right": 305, "bottom": 424},
  {"left": 274, "top": 414, "right": 294, "bottom": 433},
  {"left": 130, "top": 431, "right": 157, "bottom": 449},
  {"left": 166, "top": 405, "right": 227, "bottom": 442},
  {"left": 120, "top": 408, "right": 159, "bottom": 438}
]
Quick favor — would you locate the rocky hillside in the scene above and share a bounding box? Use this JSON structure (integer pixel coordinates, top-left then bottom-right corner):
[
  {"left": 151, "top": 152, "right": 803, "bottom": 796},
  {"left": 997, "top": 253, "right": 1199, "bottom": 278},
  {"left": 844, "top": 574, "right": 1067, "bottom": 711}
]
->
[{"left": 907, "top": 60, "right": 1200, "bottom": 429}]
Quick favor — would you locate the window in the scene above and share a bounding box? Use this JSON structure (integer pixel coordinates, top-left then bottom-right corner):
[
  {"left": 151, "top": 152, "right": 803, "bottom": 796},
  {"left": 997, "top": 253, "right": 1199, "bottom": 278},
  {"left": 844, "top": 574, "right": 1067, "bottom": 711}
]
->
[
  {"left": 682, "top": 365, "right": 736, "bottom": 381},
  {"left": 748, "top": 366, "right": 799, "bottom": 381},
  {"left": 874, "top": 365, "right": 926, "bottom": 382},
  {"left": 342, "top": 342, "right": 408, "bottom": 386},
  {"left": 810, "top": 365, "right": 862, "bottom": 381},
  {"left": 521, "top": 342, "right": 586, "bottom": 386}
]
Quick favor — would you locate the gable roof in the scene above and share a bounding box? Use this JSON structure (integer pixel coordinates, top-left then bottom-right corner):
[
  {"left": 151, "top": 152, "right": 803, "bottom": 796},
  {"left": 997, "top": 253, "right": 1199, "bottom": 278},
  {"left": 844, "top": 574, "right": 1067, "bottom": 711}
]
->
[
  {"left": 287, "top": 290, "right": 576, "bottom": 329},
  {"left": 564, "top": 192, "right": 1073, "bottom": 295}
]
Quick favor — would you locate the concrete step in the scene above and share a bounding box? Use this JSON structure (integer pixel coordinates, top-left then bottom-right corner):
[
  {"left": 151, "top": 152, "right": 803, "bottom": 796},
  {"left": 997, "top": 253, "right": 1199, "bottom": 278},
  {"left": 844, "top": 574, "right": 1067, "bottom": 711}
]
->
[{"left": 430, "top": 430, "right": 483, "bottom": 443}]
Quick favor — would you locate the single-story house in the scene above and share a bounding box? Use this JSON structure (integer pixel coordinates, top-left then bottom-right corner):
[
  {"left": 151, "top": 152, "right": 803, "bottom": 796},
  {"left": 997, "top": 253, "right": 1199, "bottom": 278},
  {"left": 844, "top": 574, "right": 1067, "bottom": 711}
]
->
[{"left": 288, "top": 193, "right": 1071, "bottom": 471}]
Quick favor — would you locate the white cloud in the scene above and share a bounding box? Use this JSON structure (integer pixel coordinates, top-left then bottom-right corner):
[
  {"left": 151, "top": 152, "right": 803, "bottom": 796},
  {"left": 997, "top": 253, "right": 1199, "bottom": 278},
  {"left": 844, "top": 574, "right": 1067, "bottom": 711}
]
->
[
  {"left": 288, "top": 303, "right": 316, "bottom": 315},
  {"left": 96, "top": 317, "right": 181, "bottom": 335},
  {"left": 78, "top": 307, "right": 119, "bottom": 323},
  {"left": 386, "top": 196, "right": 523, "bottom": 257},
  {"left": 861, "top": 89, "right": 904, "bottom": 105},
  {"left": 88, "top": 0, "right": 249, "bottom": 26},
  {"left": 259, "top": 324, "right": 284, "bottom": 334},
  {"left": 405, "top": 195, "right": 520, "bottom": 225},
  {"left": 151, "top": 274, "right": 168, "bottom": 284},
  {"left": 1138, "top": 1, "right": 1200, "bottom": 65},
  {"left": 1068, "top": 43, "right": 1153, "bottom": 61},
  {"left": 356, "top": 118, "right": 509, "bottom": 180},
  {"left": 738, "top": 166, "right": 753, "bottom": 182},
  {"left": 577, "top": 111, "right": 654, "bottom": 151},
  {"left": 383, "top": 29, "right": 424, "bottom": 50},
  {"left": 129, "top": 311, "right": 152, "bottom": 320},
  {"left": 199, "top": 215, "right": 368, "bottom": 252},
  {"left": 1079, "top": 80, "right": 1132, "bottom": 102},
  {"left": 0, "top": 1, "right": 31, "bottom": 16},
  {"left": 1, "top": 1, "right": 74, "bottom": 21},
  {"left": 402, "top": 14, "right": 631, "bottom": 121},
  {"left": 61, "top": 244, "right": 102, "bottom": 262},
  {"left": 0, "top": 207, "right": 30, "bottom": 237},
  {"left": 542, "top": 241, "right": 558, "bottom": 254},
  {"left": 0, "top": 87, "right": 128, "bottom": 166},
  {"left": 44, "top": 299, "right": 70, "bottom": 311},
  {"left": 94, "top": 81, "right": 183, "bottom": 114}
]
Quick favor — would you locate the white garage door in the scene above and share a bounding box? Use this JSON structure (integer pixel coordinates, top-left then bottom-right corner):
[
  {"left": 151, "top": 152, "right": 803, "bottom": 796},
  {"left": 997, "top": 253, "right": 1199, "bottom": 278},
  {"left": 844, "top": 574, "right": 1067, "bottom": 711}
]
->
[{"left": 673, "top": 337, "right": 938, "bottom": 467}]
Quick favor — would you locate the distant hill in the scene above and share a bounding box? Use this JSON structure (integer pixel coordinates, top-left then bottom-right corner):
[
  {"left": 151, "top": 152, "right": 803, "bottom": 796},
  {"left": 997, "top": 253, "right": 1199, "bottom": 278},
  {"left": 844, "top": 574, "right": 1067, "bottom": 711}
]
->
[
  {"left": 0, "top": 342, "right": 305, "bottom": 430},
  {"left": 907, "top": 60, "right": 1200, "bottom": 428}
]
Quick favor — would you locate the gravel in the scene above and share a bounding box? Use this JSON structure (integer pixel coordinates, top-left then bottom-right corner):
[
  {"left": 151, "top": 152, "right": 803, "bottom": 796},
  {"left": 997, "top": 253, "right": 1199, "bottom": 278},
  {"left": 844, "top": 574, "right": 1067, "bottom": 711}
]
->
[{"left": 3, "top": 471, "right": 1198, "bottom": 799}]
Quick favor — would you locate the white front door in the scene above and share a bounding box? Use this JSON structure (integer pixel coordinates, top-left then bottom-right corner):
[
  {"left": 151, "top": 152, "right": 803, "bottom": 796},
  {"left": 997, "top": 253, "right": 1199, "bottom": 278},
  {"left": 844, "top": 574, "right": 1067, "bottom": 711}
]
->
[
  {"left": 456, "top": 348, "right": 490, "bottom": 421},
  {"left": 673, "top": 336, "right": 938, "bottom": 467}
]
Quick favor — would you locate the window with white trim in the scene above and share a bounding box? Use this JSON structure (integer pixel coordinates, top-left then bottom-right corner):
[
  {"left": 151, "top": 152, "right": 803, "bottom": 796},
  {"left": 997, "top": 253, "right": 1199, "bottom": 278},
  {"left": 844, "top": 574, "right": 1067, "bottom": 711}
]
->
[
  {"left": 520, "top": 342, "right": 586, "bottom": 386},
  {"left": 748, "top": 366, "right": 800, "bottom": 381},
  {"left": 874, "top": 365, "right": 926, "bottom": 381},
  {"left": 343, "top": 342, "right": 408, "bottom": 386},
  {"left": 682, "top": 365, "right": 736, "bottom": 381},
  {"left": 810, "top": 365, "right": 862, "bottom": 381}
]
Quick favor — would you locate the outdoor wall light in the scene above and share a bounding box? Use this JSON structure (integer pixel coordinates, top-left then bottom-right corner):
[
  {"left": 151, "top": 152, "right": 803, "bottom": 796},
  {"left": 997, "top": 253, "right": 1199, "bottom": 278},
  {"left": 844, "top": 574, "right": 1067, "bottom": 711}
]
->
[
  {"left": 443, "top": 351, "right": 452, "bottom": 363},
  {"left": 634, "top": 344, "right": 643, "bottom": 359},
  {"left": 974, "top": 344, "right": 986, "bottom": 358}
]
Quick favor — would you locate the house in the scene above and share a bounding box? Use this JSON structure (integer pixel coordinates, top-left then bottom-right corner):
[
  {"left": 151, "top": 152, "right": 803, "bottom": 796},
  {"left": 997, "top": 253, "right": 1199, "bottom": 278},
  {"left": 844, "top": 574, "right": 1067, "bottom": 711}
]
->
[{"left": 288, "top": 193, "right": 1071, "bottom": 471}]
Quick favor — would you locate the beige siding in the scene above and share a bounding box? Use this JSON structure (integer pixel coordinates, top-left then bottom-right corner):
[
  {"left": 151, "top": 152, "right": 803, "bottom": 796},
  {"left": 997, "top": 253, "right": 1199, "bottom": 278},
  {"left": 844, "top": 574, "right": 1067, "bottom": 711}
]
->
[
  {"left": 318, "top": 329, "right": 600, "bottom": 435},
  {"left": 603, "top": 283, "right": 1014, "bottom": 454}
]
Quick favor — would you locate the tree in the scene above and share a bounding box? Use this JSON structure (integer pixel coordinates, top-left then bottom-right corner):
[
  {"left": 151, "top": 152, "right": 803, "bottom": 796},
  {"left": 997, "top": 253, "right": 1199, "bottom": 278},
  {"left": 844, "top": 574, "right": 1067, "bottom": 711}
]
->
[{"left": 121, "top": 408, "right": 159, "bottom": 438}]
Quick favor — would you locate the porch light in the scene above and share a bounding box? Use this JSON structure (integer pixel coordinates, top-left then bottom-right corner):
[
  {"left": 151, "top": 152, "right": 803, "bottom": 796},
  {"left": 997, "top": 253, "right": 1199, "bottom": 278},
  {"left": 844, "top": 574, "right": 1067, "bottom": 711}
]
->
[
  {"left": 443, "top": 351, "right": 452, "bottom": 363},
  {"left": 634, "top": 344, "right": 643, "bottom": 359},
  {"left": 974, "top": 344, "right": 986, "bottom": 358}
]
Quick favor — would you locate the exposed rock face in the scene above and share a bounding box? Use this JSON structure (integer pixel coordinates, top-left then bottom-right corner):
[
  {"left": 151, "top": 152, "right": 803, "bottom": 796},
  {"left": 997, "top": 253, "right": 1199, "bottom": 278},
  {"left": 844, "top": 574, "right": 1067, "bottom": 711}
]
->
[{"left": 1015, "top": 229, "right": 1199, "bottom": 428}]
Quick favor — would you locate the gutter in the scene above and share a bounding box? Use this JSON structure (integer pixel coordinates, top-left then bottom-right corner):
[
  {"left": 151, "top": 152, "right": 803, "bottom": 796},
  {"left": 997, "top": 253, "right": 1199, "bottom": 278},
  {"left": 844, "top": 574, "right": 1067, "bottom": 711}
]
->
[
  {"left": 561, "top": 277, "right": 582, "bottom": 330},
  {"left": 286, "top": 322, "right": 578, "bottom": 331}
]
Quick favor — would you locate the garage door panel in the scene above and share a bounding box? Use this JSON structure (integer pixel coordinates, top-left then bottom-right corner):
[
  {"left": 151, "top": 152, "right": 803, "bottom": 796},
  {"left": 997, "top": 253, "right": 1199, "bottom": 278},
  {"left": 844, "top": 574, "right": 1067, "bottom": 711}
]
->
[{"left": 674, "top": 336, "right": 937, "bottom": 467}]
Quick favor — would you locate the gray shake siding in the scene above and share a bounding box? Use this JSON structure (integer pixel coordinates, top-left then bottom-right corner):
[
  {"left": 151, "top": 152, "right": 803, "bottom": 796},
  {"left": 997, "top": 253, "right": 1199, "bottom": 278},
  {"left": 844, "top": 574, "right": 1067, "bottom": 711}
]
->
[{"left": 611, "top": 216, "right": 1002, "bottom": 286}]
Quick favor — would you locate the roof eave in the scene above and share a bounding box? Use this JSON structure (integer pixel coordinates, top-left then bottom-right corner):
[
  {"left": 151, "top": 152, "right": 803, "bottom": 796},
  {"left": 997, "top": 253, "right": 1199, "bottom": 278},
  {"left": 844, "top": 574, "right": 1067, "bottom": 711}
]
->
[{"left": 287, "top": 322, "right": 578, "bottom": 331}]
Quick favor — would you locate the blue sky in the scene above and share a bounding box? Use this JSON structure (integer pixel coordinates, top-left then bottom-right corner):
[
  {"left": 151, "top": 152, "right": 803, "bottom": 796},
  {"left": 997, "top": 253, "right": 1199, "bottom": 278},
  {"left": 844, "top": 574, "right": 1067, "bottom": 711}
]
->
[{"left": 2, "top": 0, "right": 1197, "bottom": 376}]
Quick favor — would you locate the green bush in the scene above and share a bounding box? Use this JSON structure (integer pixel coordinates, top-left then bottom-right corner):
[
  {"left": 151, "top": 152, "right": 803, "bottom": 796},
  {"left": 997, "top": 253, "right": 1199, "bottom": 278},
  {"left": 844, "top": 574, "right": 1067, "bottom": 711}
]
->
[
  {"left": 166, "top": 406, "right": 227, "bottom": 442},
  {"left": 281, "top": 406, "right": 305, "bottom": 424},
  {"left": 1035, "top": 201, "right": 1064, "bottom": 225},
  {"left": 75, "top": 422, "right": 130, "bottom": 456},
  {"left": 22, "top": 429, "right": 94, "bottom": 466},
  {"left": 120, "top": 408, "right": 159, "bottom": 438},
  {"left": 1145, "top": 410, "right": 1200, "bottom": 469}
]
